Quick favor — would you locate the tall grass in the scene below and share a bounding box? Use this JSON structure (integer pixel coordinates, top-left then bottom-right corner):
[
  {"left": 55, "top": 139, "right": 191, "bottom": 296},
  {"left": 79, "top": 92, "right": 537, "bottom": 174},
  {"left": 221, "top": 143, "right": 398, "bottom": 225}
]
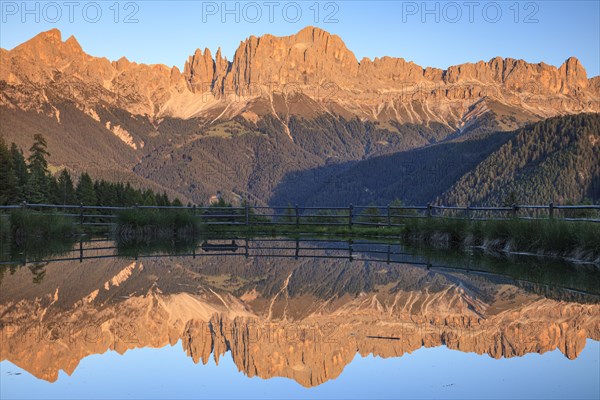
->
[
  {"left": 401, "top": 217, "right": 600, "bottom": 259},
  {"left": 116, "top": 208, "right": 200, "bottom": 243},
  {"left": 4, "top": 210, "right": 76, "bottom": 265},
  {"left": 0, "top": 213, "right": 10, "bottom": 242},
  {"left": 189, "top": 215, "right": 600, "bottom": 260},
  {"left": 10, "top": 209, "right": 75, "bottom": 243}
]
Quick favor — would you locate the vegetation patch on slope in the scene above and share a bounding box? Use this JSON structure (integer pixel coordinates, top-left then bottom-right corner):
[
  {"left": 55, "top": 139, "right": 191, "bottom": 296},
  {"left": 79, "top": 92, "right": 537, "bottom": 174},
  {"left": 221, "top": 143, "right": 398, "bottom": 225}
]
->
[{"left": 440, "top": 113, "right": 600, "bottom": 205}]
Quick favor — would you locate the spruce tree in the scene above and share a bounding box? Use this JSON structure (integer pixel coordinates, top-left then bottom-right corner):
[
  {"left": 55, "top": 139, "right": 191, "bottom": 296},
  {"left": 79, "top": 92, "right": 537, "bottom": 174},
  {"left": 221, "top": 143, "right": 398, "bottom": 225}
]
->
[
  {"left": 142, "top": 190, "right": 157, "bottom": 206},
  {"left": 76, "top": 172, "right": 97, "bottom": 205},
  {"left": 47, "top": 175, "right": 61, "bottom": 205},
  {"left": 28, "top": 134, "right": 50, "bottom": 172},
  {"left": 0, "top": 138, "right": 19, "bottom": 204},
  {"left": 10, "top": 143, "right": 28, "bottom": 202},
  {"left": 25, "top": 134, "right": 51, "bottom": 203},
  {"left": 57, "top": 169, "right": 76, "bottom": 205}
]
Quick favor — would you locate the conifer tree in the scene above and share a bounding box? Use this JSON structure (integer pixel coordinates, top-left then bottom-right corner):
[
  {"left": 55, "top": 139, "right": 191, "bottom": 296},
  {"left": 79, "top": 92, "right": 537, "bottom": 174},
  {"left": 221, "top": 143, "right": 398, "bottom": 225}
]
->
[
  {"left": 25, "top": 134, "right": 51, "bottom": 203},
  {"left": 0, "top": 138, "right": 19, "bottom": 205},
  {"left": 76, "top": 172, "right": 97, "bottom": 205},
  {"left": 10, "top": 143, "right": 28, "bottom": 201},
  {"left": 57, "top": 169, "right": 76, "bottom": 205}
]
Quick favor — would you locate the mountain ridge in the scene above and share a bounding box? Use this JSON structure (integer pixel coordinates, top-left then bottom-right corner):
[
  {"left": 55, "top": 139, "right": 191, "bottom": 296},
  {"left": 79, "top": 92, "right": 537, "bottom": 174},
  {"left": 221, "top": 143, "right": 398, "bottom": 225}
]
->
[{"left": 2, "top": 27, "right": 597, "bottom": 123}]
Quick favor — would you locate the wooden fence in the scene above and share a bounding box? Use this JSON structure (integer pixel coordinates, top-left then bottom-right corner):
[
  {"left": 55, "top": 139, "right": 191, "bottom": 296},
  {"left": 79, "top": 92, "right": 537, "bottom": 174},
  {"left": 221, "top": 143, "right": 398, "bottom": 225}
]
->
[{"left": 1, "top": 201, "right": 599, "bottom": 228}]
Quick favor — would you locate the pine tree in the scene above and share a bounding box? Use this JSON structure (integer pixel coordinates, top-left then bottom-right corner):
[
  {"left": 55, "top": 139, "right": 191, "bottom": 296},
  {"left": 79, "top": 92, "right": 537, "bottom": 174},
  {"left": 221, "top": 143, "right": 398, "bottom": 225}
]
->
[
  {"left": 28, "top": 134, "right": 50, "bottom": 172},
  {"left": 25, "top": 170, "right": 48, "bottom": 203},
  {"left": 76, "top": 172, "right": 97, "bottom": 205},
  {"left": 142, "top": 190, "right": 157, "bottom": 206},
  {"left": 10, "top": 143, "right": 28, "bottom": 202},
  {"left": 47, "top": 175, "right": 61, "bottom": 205},
  {"left": 156, "top": 191, "right": 170, "bottom": 206},
  {"left": 57, "top": 169, "right": 76, "bottom": 205},
  {"left": 25, "top": 134, "right": 51, "bottom": 203},
  {"left": 0, "top": 137, "right": 19, "bottom": 205}
]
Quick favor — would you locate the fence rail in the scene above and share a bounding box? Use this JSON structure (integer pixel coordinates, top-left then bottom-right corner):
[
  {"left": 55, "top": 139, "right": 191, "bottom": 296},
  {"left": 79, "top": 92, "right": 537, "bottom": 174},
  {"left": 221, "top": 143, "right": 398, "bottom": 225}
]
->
[{"left": 1, "top": 201, "right": 600, "bottom": 228}]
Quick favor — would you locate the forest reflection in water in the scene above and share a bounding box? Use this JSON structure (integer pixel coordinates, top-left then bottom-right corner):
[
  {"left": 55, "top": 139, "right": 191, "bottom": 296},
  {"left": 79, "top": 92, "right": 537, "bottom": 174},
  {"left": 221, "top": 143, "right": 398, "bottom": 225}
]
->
[{"left": 0, "top": 236, "right": 599, "bottom": 397}]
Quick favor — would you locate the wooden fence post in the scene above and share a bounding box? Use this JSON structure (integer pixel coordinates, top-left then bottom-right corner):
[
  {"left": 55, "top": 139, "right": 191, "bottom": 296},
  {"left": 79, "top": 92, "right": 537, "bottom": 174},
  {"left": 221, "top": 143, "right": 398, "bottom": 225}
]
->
[
  {"left": 549, "top": 202, "right": 554, "bottom": 220},
  {"left": 386, "top": 244, "right": 391, "bottom": 264},
  {"left": 348, "top": 239, "right": 353, "bottom": 261},
  {"left": 79, "top": 203, "right": 84, "bottom": 226},
  {"left": 427, "top": 204, "right": 432, "bottom": 218},
  {"left": 387, "top": 205, "right": 391, "bottom": 227},
  {"left": 512, "top": 204, "right": 518, "bottom": 219},
  {"left": 348, "top": 204, "right": 353, "bottom": 228},
  {"left": 295, "top": 204, "right": 299, "bottom": 227},
  {"left": 245, "top": 203, "right": 250, "bottom": 226}
]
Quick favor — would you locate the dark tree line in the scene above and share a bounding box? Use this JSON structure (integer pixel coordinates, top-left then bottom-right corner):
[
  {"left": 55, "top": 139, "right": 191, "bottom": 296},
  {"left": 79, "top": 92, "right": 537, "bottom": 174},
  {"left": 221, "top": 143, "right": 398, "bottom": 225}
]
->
[
  {"left": 0, "top": 135, "right": 181, "bottom": 207},
  {"left": 440, "top": 113, "right": 600, "bottom": 206}
]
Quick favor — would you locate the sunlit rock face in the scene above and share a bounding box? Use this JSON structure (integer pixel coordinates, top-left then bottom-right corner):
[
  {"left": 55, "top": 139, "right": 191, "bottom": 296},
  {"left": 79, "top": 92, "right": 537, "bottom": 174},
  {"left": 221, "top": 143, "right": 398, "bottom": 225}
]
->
[
  {"left": 1, "top": 247, "right": 598, "bottom": 387},
  {"left": 1, "top": 28, "right": 598, "bottom": 124}
]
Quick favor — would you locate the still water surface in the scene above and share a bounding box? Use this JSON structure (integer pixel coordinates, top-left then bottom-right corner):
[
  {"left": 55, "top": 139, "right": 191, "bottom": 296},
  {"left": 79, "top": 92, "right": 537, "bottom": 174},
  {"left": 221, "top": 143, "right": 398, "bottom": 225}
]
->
[{"left": 1, "top": 238, "right": 599, "bottom": 399}]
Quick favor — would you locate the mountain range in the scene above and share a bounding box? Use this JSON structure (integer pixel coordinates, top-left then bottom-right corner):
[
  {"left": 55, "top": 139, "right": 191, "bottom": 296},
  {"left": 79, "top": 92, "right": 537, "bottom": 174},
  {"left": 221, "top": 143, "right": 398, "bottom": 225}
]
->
[{"left": 1, "top": 28, "right": 599, "bottom": 205}]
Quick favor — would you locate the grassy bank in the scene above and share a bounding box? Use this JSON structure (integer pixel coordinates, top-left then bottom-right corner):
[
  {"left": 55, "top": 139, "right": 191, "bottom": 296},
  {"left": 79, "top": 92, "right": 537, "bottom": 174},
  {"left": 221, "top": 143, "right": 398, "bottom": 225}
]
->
[{"left": 399, "top": 217, "right": 600, "bottom": 260}]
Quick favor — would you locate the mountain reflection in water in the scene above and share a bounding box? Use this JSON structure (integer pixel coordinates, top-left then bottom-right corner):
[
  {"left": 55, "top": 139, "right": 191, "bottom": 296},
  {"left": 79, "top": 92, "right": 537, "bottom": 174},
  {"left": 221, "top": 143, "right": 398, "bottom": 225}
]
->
[{"left": 0, "top": 237, "right": 599, "bottom": 392}]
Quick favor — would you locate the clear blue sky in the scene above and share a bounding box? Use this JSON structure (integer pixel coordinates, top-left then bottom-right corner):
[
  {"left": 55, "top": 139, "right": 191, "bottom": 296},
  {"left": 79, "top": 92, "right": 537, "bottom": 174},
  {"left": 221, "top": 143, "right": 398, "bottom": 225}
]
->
[{"left": 1, "top": 1, "right": 599, "bottom": 77}]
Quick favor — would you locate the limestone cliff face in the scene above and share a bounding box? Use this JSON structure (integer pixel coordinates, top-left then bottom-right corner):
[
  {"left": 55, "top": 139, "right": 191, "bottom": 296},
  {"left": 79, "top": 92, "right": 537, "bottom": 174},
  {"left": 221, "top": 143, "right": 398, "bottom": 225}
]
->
[
  {"left": 1, "top": 256, "right": 598, "bottom": 387},
  {"left": 2, "top": 27, "right": 598, "bottom": 126},
  {"left": 221, "top": 27, "right": 359, "bottom": 91}
]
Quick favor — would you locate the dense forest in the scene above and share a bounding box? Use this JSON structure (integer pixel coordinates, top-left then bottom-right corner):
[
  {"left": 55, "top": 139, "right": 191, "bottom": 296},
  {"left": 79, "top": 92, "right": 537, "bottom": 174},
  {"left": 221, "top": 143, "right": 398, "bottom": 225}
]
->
[
  {"left": 3, "top": 113, "right": 598, "bottom": 208},
  {"left": 296, "top": 113, "right": 599, "bottom": 207},
  {"left": 0, "top": 134, "right": 181, "bottom": 207},
  {"left": 287, "top": 130, "right": 513, "bottom": 206},
  {"left": 439, "top": 113, "right": 600, "bottom": 205}
]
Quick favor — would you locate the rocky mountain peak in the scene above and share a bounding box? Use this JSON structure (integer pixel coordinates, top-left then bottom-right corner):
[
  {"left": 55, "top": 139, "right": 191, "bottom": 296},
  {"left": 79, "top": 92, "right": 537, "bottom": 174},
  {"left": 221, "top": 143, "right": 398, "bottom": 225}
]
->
[
  {"left": 64, "top": 35, "right": 83, "bottom": 53},
  {"left": 1, "top": 28, "right": 598, "bottom": 123},
  {"left": 219, "top": 26, "right": 359, "bottom": 92},
  {"left": 31, "top": 27, "right": 62, "bottom": 43},
  {"left": 559, "top": 56, "right": 588, "bottom": 92},
  {"left": 184, "top": 47, "right": 216, "bottom": 92},
  {"left": 1, "top": 29, "right": 89, "bottom": 85},
  {"left": 12, "top": 28, "right": 81, "bottom": 57}
]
